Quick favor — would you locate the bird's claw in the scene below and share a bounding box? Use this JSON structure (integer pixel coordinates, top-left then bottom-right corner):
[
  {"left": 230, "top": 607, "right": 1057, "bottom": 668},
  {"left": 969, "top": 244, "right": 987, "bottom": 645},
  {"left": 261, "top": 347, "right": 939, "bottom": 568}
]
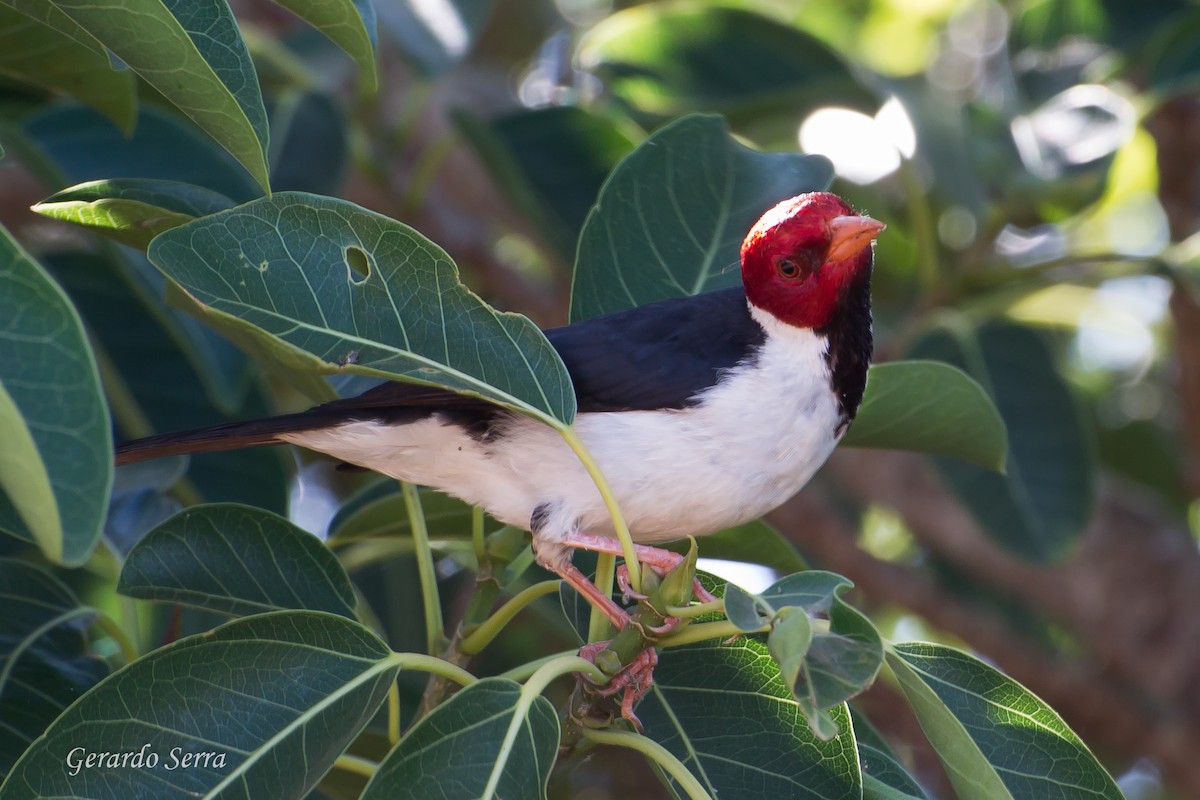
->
[{"left": 576, "top": 643, "right": 658, "bottom": 732}]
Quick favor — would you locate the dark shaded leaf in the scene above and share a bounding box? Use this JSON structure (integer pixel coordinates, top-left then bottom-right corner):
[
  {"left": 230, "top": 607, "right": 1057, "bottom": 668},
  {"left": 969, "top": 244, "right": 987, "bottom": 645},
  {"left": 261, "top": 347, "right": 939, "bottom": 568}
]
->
[
  {"left": 910, "top": 321, "right": 1095, "bottom": 561},
  {"left": 0, "top": 559, "right": 109, "bottom": 775},
  {"left": 570, "top": 114, "right": 832, "bottom": 320},
  {"left": 119, "top": 503, "right": 357, "bottom": 618},
  {"left": 1, "top": 612, "right": 398, "bottom": 800},
  {"left": 0, "top": 230, "right": 110, "bottom": 565},
  {"left": 360, "top": 678, "right": 559, "bottom": 800},
  {"left": 271, "top": 0, "right": 378, "bottom": 90},
  {"left": 24, "top": 104, "right": 263, "bottom": 203},
  {"left": 453, "top": 106, "right": 641, "bottom": 259}
]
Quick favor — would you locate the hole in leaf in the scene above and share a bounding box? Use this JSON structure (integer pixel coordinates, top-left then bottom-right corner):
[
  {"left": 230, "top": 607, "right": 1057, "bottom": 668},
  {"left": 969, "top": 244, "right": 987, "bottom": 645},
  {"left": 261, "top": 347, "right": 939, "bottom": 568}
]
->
[{"left": 345, "top": 246, "right": 371, "bottom": 284}]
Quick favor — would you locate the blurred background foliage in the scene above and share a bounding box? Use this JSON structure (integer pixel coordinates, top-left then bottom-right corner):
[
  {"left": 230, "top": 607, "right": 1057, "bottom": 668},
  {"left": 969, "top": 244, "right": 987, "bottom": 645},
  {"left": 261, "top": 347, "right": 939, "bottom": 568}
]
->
[{"left": 3, "top": 0, "right": 1200, "bottom": 797}]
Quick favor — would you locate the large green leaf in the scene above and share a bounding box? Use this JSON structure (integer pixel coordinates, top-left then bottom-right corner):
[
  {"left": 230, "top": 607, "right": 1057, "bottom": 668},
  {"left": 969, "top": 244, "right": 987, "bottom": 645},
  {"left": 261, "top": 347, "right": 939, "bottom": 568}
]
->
[
  {"left": 887, "top": 642, "right": 1122, "bottom": 800},
  {"left": 640, "top": 638, "right": 862, "bottom": 799},
  {"left": 910, "top": 321, "right": 1095, "bottom": 561},
  {"left": 0, "top": 6, "right": 135, "bottom": 131},
  {"left": 360, "top": 678, "right": 559, "bottom": 800},
  {"left": 33, "top": 178, "right": 236, "bottom": 250},
  {"left": 570, "top": 114, "right": 832, "bottom": 321},
  {"left": 271, "top": 0, "right": 377, "bottom": 90},
  {"left": 4, "top": 0, "right": 270, "bottom": 192},
  {"left": 0, "top": 230, "right": 110, "bottom": 566},
  {"left": 842, "top": 360, "right": 1008, "bottom": 471},
  {"left": 119, "top": 503, "right": 357, "bottom": 618},
  {"left": 0, "top": 559, "right": 109, "bottom": 775},
  {"left": 453, "top": 106, "right": 642, "bottom": 259},
  {"left": 0, "top": 612, "right": 398, "bottom": 800},
  {"left": 578, "top": 4, "right": 872, "bottom": 119},
  {"left": 147, "top": 192, "right": 575, "bottom": 424}
]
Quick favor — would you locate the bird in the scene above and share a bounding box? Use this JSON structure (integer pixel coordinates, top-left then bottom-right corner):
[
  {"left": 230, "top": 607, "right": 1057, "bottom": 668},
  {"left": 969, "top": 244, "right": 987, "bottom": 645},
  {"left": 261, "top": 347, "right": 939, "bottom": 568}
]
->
[{"left": 117, "top": 191, "right": 882, "bottom": 623}]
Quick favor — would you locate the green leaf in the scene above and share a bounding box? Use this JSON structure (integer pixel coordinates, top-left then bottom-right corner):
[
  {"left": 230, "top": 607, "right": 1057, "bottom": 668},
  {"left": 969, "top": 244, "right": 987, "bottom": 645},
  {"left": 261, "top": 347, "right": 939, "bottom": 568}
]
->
[
  {"left": 887, "top": 642, "right": 1123, "bottom": 800},
  {"left": 32, "top": 178, "right": 236, "bottom": 250},
  {"left": 25, "top": 104, "right": 264, "bottom": 203},
  {"left": 5, "top": 0, "right": 271, "bottom": 192},
  {"left": 271, "top": 0, "right": 378, "bottom": 91},
  {"left": 453, "top": 106, "right": 642, "bottom": 259},
  {"left": 726, "top": 571, "right": 884, "bottom": 735},
  {"left": 360, "top": 678, "right": 559, "bottom": 800},
  {"left": 0, "top": 229, "right": 110, "bottom": 565},
  {"left": 0, "top": 559, "right": 109, "bottom": 775},
  {"left": 0, "top": 612, "right": 398, "bottom": 800},
  {"left": 578, "top": 5, "right": 871, "bottom": 119},
  {"left": 841, "top": 360, "right": 1008, "bottom": 472},
  {"left": 147, "top": 192, "right": 576, "bottom": 424},
  {"left": 640, "top": 638, "right": 862, "bottom": 799},
  {"left": 119, "top": 503, "right": 357, "bottom": 618},
  {"left": 570, "top": 114, "right": 833, "bottom": 321},
  {"left": 911, "top": 321, "right": 1096, "bottom": 561},
  {"left": 0, "top": 6, "right": 135, "bottom": 131}
]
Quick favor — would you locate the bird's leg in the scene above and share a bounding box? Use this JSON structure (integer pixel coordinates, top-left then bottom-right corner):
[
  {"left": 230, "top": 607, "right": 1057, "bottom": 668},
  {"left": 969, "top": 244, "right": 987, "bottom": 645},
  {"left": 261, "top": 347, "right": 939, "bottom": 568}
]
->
[
  {"left": 557, "top": 561, "right": 630, "bottom": 630},
  {"left": 559, "top": 531, "right": 717, "bottom": 603}
]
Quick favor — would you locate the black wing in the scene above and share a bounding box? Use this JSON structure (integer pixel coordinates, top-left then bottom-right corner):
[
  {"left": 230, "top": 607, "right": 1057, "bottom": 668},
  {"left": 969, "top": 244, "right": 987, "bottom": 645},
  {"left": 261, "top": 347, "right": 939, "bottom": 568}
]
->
[
  {"left": 115, "top": 288, "right": 763, "bottom": 463},
  {"left": 547, "top": 286, "right": 763, "bottom": 411}
]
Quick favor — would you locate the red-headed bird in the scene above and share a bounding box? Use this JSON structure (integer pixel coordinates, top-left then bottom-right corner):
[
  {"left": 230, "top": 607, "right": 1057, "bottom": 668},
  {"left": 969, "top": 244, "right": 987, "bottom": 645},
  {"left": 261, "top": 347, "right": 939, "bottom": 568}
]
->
[{"left": 117, "top": 192, "right": 882, "bottom": 620}]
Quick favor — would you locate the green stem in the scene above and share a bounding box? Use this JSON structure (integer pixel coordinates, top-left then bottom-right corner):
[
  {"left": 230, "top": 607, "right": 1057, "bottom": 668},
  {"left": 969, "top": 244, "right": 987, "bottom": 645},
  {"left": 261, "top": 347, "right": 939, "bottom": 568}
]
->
[
  {"left": 482, "top": 656, "right": 606, "bottom": 800},
  {"left": 401, "top": 482, "right": 447, "bottom": 654},
  {"left": 558, "top": 426, "right": 642, "bottom": 591},
  {"left": 390, "top": 652, "right": 478, "bottom": 687},
  {"left": 459, "top": 580, "right": 562, "bottom": 655},
  {"left": 665, "top": 599, "right": 725, "bottom": 619},
  {"left": 496, "top": 649, "right": 579, "bottom": 682},
  {"left": 581, "top": 728, "right": 713, "bottom": 800},
  {"left": 588, "top": 553, "right": 617, "bottom": 643},
  {"left": 333, "top": 754, "right": 379, "bottom": 779},
  {"left": 658, "top": 619, "right": 766, "bottom": 649},
  {"left": 387, "top": 681, "right": 401, "bottom": 745}
]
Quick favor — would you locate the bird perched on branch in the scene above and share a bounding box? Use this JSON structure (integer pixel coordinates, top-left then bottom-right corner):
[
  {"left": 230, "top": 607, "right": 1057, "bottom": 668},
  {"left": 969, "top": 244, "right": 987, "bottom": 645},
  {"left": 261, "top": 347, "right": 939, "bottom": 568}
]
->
[{"left": 117, "top": 191, "right": 882, "bottom": 623}]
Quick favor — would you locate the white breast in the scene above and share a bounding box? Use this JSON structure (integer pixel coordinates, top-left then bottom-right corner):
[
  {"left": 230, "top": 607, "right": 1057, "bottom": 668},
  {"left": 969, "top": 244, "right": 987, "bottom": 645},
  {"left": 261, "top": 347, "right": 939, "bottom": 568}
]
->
[{"left": 282, "top": 308, "right": 843, "bottom": 551}]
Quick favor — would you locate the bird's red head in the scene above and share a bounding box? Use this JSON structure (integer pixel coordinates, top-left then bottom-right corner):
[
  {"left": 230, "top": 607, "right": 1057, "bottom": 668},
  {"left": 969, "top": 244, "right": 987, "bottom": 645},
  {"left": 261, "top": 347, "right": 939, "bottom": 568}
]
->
[{"left": 740, "top": 192, "right": 884, "bottom": 330}]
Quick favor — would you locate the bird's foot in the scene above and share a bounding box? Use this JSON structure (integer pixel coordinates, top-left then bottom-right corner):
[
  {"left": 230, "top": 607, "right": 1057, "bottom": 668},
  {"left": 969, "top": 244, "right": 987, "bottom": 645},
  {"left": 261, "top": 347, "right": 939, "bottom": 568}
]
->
[{"left": 575, "top": 642, "right": 658, "bottom": 732}]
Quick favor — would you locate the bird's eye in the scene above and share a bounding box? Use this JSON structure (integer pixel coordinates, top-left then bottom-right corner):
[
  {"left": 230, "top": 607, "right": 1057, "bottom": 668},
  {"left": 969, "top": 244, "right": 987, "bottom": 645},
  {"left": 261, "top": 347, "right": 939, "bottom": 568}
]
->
[{"left": 776, "top": 256, "right": 813, "bottom": 280}]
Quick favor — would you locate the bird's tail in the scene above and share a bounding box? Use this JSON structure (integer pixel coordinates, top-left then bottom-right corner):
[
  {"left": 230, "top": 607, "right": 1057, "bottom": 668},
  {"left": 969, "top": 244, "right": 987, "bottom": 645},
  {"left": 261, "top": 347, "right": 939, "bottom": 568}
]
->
[{"left": 114, "top": 411, "right": 339, "bottom": 466}]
